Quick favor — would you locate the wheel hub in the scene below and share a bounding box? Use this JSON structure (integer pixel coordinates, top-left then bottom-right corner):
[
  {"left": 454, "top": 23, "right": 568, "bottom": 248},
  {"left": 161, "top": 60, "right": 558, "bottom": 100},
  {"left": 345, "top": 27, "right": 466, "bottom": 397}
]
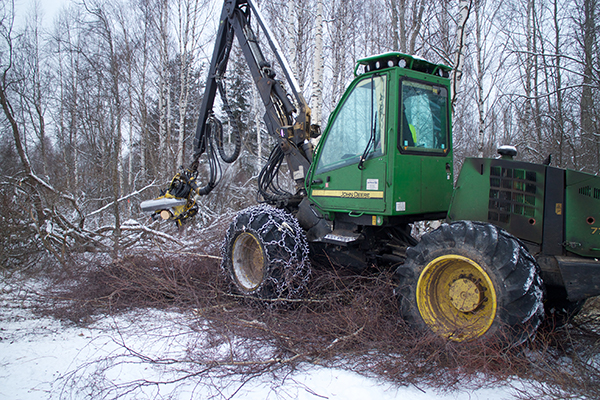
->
[
  {"left": 449, "top": 278, "right": 482, "bottom": 312},
  {"left": 232, "top": 232, "right": 265, "bottom": 291},
  {"left": 416, "top": 254, "right": 497, "bottom": 342}
]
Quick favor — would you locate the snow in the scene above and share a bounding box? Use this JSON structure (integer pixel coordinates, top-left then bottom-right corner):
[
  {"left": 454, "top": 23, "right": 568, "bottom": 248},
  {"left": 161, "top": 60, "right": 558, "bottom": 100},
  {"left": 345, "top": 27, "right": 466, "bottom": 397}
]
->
[{"left": 0, "top": 282, "right": 521, "bottom": 400}]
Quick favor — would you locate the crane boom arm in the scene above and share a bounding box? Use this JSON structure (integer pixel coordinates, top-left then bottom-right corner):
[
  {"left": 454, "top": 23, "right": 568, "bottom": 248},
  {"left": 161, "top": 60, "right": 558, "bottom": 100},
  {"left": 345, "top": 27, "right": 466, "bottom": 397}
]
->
[
  {"left": 192, "top": 0, "right": 314, "bottom": 200},
  {"left": 141, "top": 0, "right": 316, "bottom": 224}
]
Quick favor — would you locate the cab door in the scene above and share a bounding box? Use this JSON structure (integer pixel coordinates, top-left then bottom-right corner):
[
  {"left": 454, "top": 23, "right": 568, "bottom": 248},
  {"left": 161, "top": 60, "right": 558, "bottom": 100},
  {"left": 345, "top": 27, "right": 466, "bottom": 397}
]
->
[
  {"left": 308, "top": 74, "right": 388, "bottom": 213},
  {"left": 394, "top": 78, "right": 453, "bottom": 216}
]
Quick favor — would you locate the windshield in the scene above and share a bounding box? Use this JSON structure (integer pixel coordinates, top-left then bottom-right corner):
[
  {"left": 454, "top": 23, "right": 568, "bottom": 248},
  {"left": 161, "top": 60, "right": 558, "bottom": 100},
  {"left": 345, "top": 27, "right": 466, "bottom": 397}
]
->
[{"left": 315, "top": 74, "right": 387, "bottom": 174}]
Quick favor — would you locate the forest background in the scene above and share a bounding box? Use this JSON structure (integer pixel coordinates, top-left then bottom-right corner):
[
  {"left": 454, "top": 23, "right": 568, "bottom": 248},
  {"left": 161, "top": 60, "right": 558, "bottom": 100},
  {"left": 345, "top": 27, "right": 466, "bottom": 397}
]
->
[{"left": 1, "top": 0, "right": 599, "bottom": 266}]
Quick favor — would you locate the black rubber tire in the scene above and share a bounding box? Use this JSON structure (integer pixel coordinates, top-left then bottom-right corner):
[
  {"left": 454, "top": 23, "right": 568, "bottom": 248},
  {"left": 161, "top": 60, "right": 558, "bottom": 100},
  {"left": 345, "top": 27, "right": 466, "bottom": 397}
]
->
[
  {"left": 395, "top": 221, "right": 545, "bottom": 344},
  {"left": 221, "top": 204, "right": 311, "bottom": 300}
]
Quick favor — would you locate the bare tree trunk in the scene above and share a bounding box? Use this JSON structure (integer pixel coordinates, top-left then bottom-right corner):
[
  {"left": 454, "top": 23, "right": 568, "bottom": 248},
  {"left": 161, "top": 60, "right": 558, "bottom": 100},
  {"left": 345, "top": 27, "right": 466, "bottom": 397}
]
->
[
  {"left": 55, "top": 15, "right": 77, "bottom": 191},
  {"left": 436, "top": 0, "right": 453, "bottom": 63},
  {"left": 30, "top": 7, "right": 48, "bottom": 178},
  {"left": 110, "top": 26, "right": 123, "bottom": 248},
  {"left": 329, "top": 0, "right": 350, "bottom": 105},
  {"left": 121, "top": 23, "right": 134, "bottom": 198},
  {"left": 452, "top": 0, "right": 471, "bottom": 107},
  {"left": 1, "top": 82, "right": 31, "bottom": 178},
  {"left": 475, "top": 0, "right": 485, "bottom": 157},
  {"left": 553, "top": 0, "right": 564, "bottom": 167},
  {"left": 399, "top": 0, "right": 407, "bottom": 52},
  {"left": 0, "top": 15, "right": 46, "bottom": 228},
  {"left": 388, "top": 0, "right": 399, "bottom": 51},
  {"left": 86, "top": 4, "right": 123, "bottom": 249},
  {"left": 1, "top": 82, "right": 47, "bottom": 226},
  {"left": 158, "top": 0, "right": 170, "bottom": 179},
  {"left": 68, "top": 24, "right": 81, "bottom": 189},
  {"left": 522, "top": 0, "right": 535, "bottom": 160},
  {"left": 176, "top": 0, "right": 201, "bottom": 169},
  {"left": 532, "top": 0, "right": 542, "bottom": 154},
  {"left": 408, "top": 0, "right": 425, "bottom": 55},
  {"left": 310, "top": 0, "right": 324, "bottom": 126},
  {"left": 287, "top": 0, "right": 298, "bottom": 80},
  {"left": 580, "top": 0, "right": 597, "bottom": 170},
  {"left": 138, "top": 0, "right": 152, "bottom": 183}
]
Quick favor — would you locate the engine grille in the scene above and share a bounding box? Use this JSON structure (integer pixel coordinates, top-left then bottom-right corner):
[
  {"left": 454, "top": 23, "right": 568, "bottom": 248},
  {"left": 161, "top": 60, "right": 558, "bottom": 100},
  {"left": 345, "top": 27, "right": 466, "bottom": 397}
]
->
[
  {"left": 488, "top": 166, "right": 537, "bottom": 224},
  {"left": 578, "top": 185, "right": 600, "bottom": 200}
]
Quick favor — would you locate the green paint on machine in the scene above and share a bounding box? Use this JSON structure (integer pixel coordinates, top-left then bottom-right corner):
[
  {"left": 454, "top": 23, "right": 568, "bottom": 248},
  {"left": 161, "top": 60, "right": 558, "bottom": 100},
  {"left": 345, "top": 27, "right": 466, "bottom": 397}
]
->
[{"left": 307, "top": 53, "right": 453, "bottom": 220}]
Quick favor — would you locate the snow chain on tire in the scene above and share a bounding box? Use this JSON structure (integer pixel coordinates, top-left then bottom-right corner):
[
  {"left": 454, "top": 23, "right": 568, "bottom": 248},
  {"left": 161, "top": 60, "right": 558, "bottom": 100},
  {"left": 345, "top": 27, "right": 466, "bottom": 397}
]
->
[
  {"left": 221, "top": 204, "right": 311, "bottom": 301},
  {"left": 395, "top": 221, "right": 545, "bottom": 344}
]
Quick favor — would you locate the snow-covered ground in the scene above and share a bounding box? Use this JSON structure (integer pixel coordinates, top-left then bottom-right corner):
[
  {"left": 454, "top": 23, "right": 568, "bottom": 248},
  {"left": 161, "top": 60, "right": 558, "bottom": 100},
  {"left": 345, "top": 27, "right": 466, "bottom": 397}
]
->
[{"left": 1, "top": 281, "right": 522, "bottom": 400}]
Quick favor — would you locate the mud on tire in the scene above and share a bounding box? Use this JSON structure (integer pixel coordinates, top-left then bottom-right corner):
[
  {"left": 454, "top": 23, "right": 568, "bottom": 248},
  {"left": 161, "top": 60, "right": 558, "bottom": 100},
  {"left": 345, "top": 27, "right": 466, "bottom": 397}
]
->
[
  {"left": 221, "top": 204, "right": 311, "bottom": 300},
  {"left": 395, "top": 221, "right": 545, "bottom": 344}
]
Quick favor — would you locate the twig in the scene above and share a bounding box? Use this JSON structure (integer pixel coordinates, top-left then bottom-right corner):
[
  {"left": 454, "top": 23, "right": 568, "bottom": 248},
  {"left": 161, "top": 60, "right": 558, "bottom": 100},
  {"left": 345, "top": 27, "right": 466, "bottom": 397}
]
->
[
  {"left": 120, "top": 224, "right": 184, "bottom": 246},
  {"left": 325, "top": 325, "right": 365, "bottom": 351},
  {"left": 224, "top": 292, "right": 327, "bottom": 303},
  {"left": 86, "top": 181, "right": 157, "bottom": 218},
  {"left": 150, "top": 249, "right": 222, "bottom": 260}
]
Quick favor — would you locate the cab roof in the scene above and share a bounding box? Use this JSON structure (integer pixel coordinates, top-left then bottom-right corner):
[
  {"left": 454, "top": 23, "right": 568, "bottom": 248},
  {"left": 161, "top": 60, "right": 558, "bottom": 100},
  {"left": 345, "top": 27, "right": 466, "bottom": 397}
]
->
[{"left": 355, "top": 52, "right": 451, "bottom": 78}]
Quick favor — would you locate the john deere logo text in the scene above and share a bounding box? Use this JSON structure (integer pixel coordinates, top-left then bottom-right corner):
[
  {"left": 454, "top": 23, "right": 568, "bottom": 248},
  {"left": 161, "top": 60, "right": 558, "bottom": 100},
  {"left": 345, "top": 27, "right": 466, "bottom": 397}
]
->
[
  {"left": 341, "top": 191, "right": 371, "bottom": 198},
  {"left": 312, "top": 189, "right": 384, "bottom": 199}
]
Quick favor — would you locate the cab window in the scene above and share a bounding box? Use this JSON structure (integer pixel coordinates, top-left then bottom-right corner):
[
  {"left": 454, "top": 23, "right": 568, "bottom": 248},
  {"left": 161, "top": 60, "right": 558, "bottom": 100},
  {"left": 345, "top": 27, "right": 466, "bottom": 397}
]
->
[
  {"left": 315, "top": 74, "right": 387, "bottom": 174},
  {"left": 399, "top": 80, "right": 448, "bottom": 153}
]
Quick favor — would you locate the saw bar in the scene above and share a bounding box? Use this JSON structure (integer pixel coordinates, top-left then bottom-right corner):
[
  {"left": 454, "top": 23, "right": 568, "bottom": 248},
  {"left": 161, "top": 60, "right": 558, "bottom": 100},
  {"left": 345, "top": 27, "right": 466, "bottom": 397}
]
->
[{"left": 140, "top": 197, "right": 187, "bottom": 212}]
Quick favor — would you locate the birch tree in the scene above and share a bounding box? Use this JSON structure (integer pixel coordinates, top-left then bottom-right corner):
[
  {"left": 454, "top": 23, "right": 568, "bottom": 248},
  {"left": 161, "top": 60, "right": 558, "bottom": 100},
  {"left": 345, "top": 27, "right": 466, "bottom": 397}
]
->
[
  {"left": 19, "top": 3, "right": 50, "bottom": 178},
  {"left": 157, "top": 0, "right": 171, "bottom": 180},
  {"left": 452, "top": 0, "right": 471, "bottom": 106},
  {"left": 326, "top": 0, "right": 355, "bottom": 106},
  {"left": 133, "top": 0, "right": 153, "bottom": 184},
  {"left": 0, "top": 10, "right": 48, "bottom": 263},
  {"left": 175, "top": 0, "right": 202, "bottom": 168},
  {"left": 385, "top": 0, "right": 429, "bottom": 55},
  {"left": 473, "top": 0, "right": 503, "bottom": 157},
  {"left": 287, "top": 0, "right": 298, "bottom": 80},
  {"left": 54, "top": 6, "right": 83, "bottom": 192},
  {"left": 84, "top": 2, "right": 124, "bottom": 246},
  {"left": 310, "top": 0, "right": 324, "bottom": 126},
  {"left": 578, "top": 0, "right": 598, "bottom": 171},
  {"left": 551, "top": 0, "right": 565, "bottom": 166}
]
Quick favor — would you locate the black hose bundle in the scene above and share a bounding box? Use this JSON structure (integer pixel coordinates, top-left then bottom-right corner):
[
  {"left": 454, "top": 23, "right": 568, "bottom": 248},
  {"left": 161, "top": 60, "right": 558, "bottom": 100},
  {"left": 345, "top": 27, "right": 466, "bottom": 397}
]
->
[
  {"left": 257, "top": 144, "right": 293, "bottom": 204},
  {"left": 215, "top": 80, "right": 242, "bottom": 163},
  {"left": 195, "top": 115, "right": 222, "bottom": 196}
]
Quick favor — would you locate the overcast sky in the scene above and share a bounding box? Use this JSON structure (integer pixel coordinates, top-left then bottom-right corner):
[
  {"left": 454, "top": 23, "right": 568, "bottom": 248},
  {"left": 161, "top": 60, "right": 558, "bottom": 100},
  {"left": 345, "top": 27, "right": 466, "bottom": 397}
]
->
[
  {"left": 42, "top": 0, "right": 68, "bottom": 21},
  {"left": 13, "top": 0, "right": 71, "bottom": 28}
]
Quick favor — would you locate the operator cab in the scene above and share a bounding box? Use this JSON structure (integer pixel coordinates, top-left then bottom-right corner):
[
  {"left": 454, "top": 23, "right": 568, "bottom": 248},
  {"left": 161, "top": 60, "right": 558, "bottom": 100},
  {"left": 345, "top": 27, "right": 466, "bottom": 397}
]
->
[{"left": 306, "top": 52, "right": 453, "bottom": 224}]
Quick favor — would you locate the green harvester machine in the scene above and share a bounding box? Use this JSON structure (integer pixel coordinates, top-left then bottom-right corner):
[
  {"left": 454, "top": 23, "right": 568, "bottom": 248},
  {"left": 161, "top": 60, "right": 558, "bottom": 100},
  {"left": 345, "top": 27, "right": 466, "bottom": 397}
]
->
[{"left": 142, "top": 0, "right": 600, "bottom": 343}]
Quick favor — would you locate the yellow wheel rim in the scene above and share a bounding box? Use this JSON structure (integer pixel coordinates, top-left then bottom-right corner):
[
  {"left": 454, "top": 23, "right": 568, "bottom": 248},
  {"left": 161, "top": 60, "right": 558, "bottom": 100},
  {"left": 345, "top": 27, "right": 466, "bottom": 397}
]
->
[
  {"left": 416, "top": 255, "right": 497, "bottom": 342},
  {"left": 232, "top": 232, "right": 265, "bottom": 291}
]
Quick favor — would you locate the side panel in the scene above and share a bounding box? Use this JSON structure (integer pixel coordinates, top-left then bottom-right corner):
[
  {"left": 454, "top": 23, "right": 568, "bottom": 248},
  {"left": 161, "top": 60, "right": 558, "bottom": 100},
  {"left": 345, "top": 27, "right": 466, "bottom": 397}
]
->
[
  {"left": 447, "top": 158, "right": 491, "bottom": 223},
  {"left": 391, "top": 155, "right": 452, "bottom": 216},
  {"left": 565, "top": 170, "right": 600, "bottom": 258},
  {"left": 449, "top": 158, "right": 546, "bottom": 244},
  {"left": 310, "top": 159, "right": 387, "bottom": 212}
]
